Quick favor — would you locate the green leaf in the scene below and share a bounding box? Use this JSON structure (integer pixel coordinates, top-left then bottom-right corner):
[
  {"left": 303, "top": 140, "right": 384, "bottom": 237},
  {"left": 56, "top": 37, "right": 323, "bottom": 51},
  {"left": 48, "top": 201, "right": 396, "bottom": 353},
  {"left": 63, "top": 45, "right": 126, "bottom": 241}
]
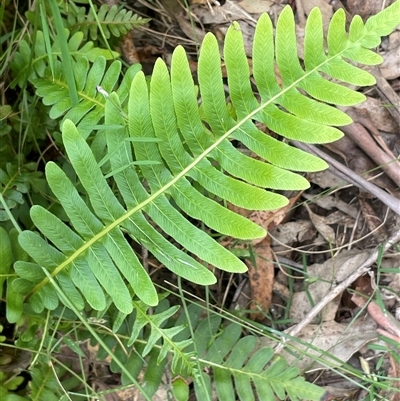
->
[
  {"left": 67, "top": 3, "right": 150, "bottom": 41},
  {"left": 172, "top": 378, "right": 189, "bottom": 401},
  {"left": 0, "top": 227, "right": 12, "bottom": 298},
  {"left": 6, "top": 278, "right": 24, "bottom": 324}
]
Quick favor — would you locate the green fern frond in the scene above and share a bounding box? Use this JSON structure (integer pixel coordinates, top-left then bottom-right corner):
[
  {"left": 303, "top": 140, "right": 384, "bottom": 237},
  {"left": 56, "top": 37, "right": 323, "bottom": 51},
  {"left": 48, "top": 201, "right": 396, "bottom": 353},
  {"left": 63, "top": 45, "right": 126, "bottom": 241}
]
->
[
  {"left": 81, "top": 301, "right": 198, "bottom": 398},
  {"left": 193, "top": 321, "right": 325, "bottom": 401},
  {"left": 0, "top": 162, "right": 45, "bottom": 221},
  {"left": 29, "top": 366, "right": 62, "bottom": 400},
  {"left": 66, "top": 3, "right": 150, "bottom": 41},
  {"left": 10, "top": 29, "right": 119, "bottom": 88},
  {"left": 128, "top": 300, "right": 197, "bottom": 377},
  {"left": 13, "top": 3, "right": 400, "bottom": 316},
  {"left": 34, "top": 58, "right": 140, "bottom": 138}
]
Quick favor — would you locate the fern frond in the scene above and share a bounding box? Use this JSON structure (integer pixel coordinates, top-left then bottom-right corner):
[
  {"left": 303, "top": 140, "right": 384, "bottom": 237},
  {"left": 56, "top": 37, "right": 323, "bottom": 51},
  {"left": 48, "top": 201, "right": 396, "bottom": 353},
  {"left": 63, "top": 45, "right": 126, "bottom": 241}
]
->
[
  {"left": 29, "top": 366, "right": 63, "bottom": 400},
  {"left": 14, "top": 3, "right": 400, "bottom": 316},
  {"left": 0, "top": 162, "right": 45, "bottom": 221},
  {"left": 129, "top": 300, "right": 197, "bottom": 376},
  {"left": 10, "top": 29, "right": 119, "bottom": 88},
  {"left": 34, "top": 57, "right": 140, "bottom": 139},
  {"left": 193, "top": 321, "right": 325, "bottom": 401},
  {"left": 66, "top": 3, "right": 150, "bottom": 41},
  {"left": 81, "top": 301, "right": 197, "bottom": 398}
]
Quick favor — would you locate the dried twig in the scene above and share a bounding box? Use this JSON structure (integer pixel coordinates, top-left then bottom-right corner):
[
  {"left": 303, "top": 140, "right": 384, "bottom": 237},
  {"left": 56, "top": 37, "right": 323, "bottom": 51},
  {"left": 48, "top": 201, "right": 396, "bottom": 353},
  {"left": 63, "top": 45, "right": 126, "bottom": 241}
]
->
[
  {"left": 274, "top": 225, "right": 400, "bottom": 353},
  {"left": 368, "top": 66, "right": 400, "bottom": 126},
  {"left": 292, "top": 141, "right": 400, "bottom": 215},
  {"left": 341, "top": 120, "right": 400, "bottom": 187}
]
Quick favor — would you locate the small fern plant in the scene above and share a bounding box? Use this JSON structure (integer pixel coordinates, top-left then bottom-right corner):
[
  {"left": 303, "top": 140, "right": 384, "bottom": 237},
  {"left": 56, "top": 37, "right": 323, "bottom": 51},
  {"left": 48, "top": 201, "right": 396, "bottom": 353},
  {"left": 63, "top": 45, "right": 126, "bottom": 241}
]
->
[
  {"left": 65, "top": 2, "right": 150, "bottom": 41},
  {"left": 9, "top": 2, "right": 400, "bottom": 316},
  {"left": 75, "top": 303, "right": 327, "bottom": 401}
]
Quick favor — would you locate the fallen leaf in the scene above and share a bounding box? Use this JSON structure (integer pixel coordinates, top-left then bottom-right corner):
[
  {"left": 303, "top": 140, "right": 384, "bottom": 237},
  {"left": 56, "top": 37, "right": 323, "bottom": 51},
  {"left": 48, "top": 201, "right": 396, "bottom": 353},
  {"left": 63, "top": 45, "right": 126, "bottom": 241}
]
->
[
  {"left": 341, "top": 96, "right": 399, "bottom": 134},
  {"left": 302, "top": 193, "right": 358, "bottom": 219},
  {"left": 309, "top": 169, "right": 348, "bottom": 189},
  {"left": 305, "top": 204, "right": 336, "bottom": 245},
  {"left": 289, "top": 250, "right": 370, "bottom": 323},
  {"left": 269, "top": 220, "right": 314, "bottom": 246},
  {"left": 258, "top": 315, "right": 378, "bottom": 371},
  {"left": 246, "top": 235, "right": 274, "bottom": 321},
  {"left": 237, "top": 0, "right": 274, "bottom": 14},
  {"left": 358, "top": 196, "right": 388, "bottom": 243},
  {"left": 233, "top": 194, "right": 301, "bottom": 320}
]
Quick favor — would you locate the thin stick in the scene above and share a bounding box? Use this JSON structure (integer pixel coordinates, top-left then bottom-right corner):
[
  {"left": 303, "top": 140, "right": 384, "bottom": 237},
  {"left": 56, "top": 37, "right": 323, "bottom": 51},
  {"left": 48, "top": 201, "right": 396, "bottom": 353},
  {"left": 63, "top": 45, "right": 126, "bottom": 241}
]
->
[
  {"left": 274, "top": 225, "right": 400, "bottom": 353},
  {"left": 292, "top": 141, "right": 400, "bottom": 214}
]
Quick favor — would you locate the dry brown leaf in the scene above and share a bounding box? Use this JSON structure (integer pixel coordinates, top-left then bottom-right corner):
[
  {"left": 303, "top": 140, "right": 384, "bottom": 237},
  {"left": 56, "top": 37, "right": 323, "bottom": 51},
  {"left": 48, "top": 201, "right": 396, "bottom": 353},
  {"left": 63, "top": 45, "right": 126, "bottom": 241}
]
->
[
  {"left": 289, "top": 250, "right": 370, "bottom": 323},
  {"left": 340, "top": 116, "right": 400, "bottom": 188},
  {"left": 237, "top": 0, "right": 274, "bottom": 14},
  {"left": 309, "top": 169, "right": 348, "bottom": 189},
  {"left": 347, "top": 0, "right": 385, "bottom": 18},
  {"left": 246, "top": 235, "right": 274, "bottom": 321},
  {"left": 191, "top": 1, "right": 248, "bottom": 24},
  {"left": 176, "top": 12, "right": 206, "bottom": 42},
  {"left": 341, "top": 96, "right": 399, "bottom": 134},
  {"left": 325, "top": 135, "right": 399, "bottom": 192},
  {"left": 380, "top": 46, "right": 400, "bottom": 80},
  {"left": 225, "top": 192, "right": 301, "bottom": 247},
  {"left": 235, "top": 195, "right": 301, "bottom": 320},
  {"left": 388, "top": 30, "right": 400, "bottom": 50},
  {"left": 320, "top": 210, "right": 353, "bottom": 226},
  {"left": 302, "top": 193, "right": 358, "bottom": 219},
  {"left": 384, "top": 354, "right": 400, "bottom": 401},
  {"left": 269, "top": 220, "right": 314, "bottom": 246},
  {"left": 258, "top": 315, "right": 378, "bottom": 371},
  {"left": 358, "top": 197, "right": 388, "bottom": 242},
  {"left": 119, "top": 33, "right": 140, "bottom": 65},
  {"left": 305, "top": 204, "right": 336, "bottom": 244}
]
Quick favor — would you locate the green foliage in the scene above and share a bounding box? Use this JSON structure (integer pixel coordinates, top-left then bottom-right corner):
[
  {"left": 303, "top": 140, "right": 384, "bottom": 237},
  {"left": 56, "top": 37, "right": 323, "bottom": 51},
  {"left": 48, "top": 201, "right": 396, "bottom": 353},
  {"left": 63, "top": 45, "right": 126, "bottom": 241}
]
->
[
  {"left": 0, "top": 106, "right": 12, "bottom": 142},
  {"left": 65, "top": 3, "right": 150, "bottom": 40},
  {"left": 0, "top": 163, "right": 46, "bottom": 222},
  {"left": 74, "top": 303, "right": 325, "bottom": 400},
  {"left": 0, "top": 371, "right": 26, "bottom": 400},
  {"left": 29, "top": 366, "right": 61, "bottom": 401},
  {"left": 1, "top": 0, "right": 400, "bottom": 399},
  {"left": 0, "top": 325, "right": 27, "bottom": 401},
  {"left": 34, "top": 58, "right": 141, "bottom": 138},
  {"left": 78, "top": 300, "right": 199, "bottom": 398},
  {"left": 12, "top": 2, "right": 400, "bottom": 317},
  {"left": 10, "top": 29, "right": 119, "bottom": 89},
  {"left": 194, "top": 317, "right": 325, "bottom": 401}
]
